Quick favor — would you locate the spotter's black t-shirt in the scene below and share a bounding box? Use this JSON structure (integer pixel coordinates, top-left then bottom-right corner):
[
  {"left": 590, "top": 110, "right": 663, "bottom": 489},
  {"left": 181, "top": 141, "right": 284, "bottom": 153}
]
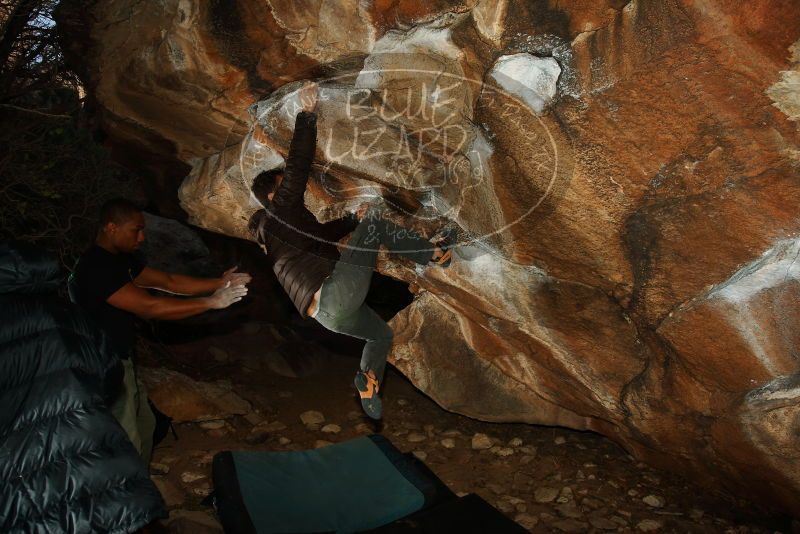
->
[{"left": 70, "top": 244, "right": 145, "bottom": 358}]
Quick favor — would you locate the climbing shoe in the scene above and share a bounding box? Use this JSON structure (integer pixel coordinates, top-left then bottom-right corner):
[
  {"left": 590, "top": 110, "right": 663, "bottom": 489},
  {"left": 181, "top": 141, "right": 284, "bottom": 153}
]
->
[{"left": 354, "top": 370, "right": 383, "bottom": 420}]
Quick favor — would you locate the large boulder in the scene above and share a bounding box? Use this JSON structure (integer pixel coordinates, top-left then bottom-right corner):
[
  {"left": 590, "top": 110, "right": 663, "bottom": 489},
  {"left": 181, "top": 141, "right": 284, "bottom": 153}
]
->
[{"left": 57, "top": 0, "right": 800, "bottom": 515}]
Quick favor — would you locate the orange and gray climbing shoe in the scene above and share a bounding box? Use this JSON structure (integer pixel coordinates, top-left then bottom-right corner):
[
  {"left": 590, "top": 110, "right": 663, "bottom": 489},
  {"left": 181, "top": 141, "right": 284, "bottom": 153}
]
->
[{"left": 354, "top": 370, "right": 383, "bottom": 420}]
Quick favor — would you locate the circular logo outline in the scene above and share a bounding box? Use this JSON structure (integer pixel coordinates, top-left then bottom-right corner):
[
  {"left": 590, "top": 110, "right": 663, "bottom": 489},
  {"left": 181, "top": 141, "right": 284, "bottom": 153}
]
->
[{"left": 239, "top": 67, "right": 564, "bottom": 256}]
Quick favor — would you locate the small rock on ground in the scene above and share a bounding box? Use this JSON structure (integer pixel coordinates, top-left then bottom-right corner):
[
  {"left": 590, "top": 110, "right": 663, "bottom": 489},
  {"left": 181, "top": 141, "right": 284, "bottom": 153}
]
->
[
  {"left": 581, "top": 497, "right": 603, "bottom": 509},
  {"left": 243, "top": 412, "right": 264, "bottom": 426},
  {"left": 180, "top": 471, "right": 206, "bottom": 484},
  {"left": 150, "top": 462, "right": 169, "bottom": 475},
  {"left": 491, "top": 446, "right": 514, "bottom": 457},
  {"left": 637, "top": 519, "right": 663, "bottom": 531},
  {"left": 496, "top": 500, "right": 515, "bottom": 514},
  {"left": 534, "top": 487, "right": 559, "bottom": 503},
  {"left": 194, "top": 452, "right": 214, "bottom": 466},
  {"left": 300, "top": 411, "right": 325, "bottom": 425},
  {"left": 471, "top": 433, "right": 493, "bottom": 450},
  {"left": 407, "top": 432, "right": 427, "bottom": 443},
  {"left": 557, "top": 486, "right": 574, "bottom": 503},
  {"left": 206, "top": 425, "right": 230, "bottom": 438},
  {"left": 589, "top": 517, "right": 619, "bottom": 530},
  {"left": 192, "top": 483, "right": 212, "bottom": 497},
  {"left": 199, "top": 420, "right": 226, "bottom": 430},
  {"left": 610, "top": 515, "right": 629, "bottom": 526},
  {"left": 514, "top": 513, "right": 538, "bottom": 530},
  {"left": 643, "top": 494, "right": 665, "bottom": 508}
]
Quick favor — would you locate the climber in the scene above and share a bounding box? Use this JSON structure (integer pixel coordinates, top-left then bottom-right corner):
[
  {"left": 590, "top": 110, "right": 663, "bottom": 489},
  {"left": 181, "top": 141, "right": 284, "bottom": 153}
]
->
[
  {"left": 248, "top": 82, "right": 455, "bottom": 419},
  {"left": 69, "top": 198, "right": 251, "bottom": 463}
]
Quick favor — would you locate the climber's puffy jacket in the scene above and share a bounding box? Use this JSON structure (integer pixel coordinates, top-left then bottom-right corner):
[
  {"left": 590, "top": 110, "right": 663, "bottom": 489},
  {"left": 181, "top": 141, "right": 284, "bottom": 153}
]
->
[
  {"left": 0, "top": 241, "right": 165, "bottom": 533},
  {"left": 249, "top": 111, "right": 357, "bottom": 317}
]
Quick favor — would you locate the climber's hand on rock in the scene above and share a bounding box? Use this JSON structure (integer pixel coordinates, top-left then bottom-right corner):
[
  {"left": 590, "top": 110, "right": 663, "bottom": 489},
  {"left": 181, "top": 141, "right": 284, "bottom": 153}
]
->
[
  {"left": 355, "top": 202, "right": 372, "bottom": 220},
  {"left": 299, "top": 82, "right": 318, "bottom": 113},
  {"left": 208, "top": 282, "right": 248, "bottom": 309}
]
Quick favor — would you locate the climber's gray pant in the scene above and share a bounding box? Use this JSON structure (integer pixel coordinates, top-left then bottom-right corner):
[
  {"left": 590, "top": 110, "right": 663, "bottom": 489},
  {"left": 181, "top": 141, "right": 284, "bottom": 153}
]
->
[{"left": 314, "top": 208, "right": 432, "bottom": 385}]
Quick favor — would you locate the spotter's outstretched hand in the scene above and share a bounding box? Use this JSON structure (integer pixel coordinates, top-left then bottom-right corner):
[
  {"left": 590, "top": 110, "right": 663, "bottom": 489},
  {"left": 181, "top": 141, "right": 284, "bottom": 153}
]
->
[
  {"left": 222, "top": 266, "right": 252, "bottom": 287},
  {"left": 208, "top": 281, "right": 248, "bottom": 309}
]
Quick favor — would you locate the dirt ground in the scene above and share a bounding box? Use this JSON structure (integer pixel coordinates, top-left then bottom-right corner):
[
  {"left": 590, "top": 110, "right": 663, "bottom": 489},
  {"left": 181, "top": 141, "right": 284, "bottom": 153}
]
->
[{"left": 138, "top": 310, "right": 796, "bottom": 534}]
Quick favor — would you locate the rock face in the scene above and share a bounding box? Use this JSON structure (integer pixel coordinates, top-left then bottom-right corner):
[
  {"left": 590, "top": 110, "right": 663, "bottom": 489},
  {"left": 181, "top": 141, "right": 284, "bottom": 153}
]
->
[{"left": 57, "top": 0, "right": 800, "bottom": 515}]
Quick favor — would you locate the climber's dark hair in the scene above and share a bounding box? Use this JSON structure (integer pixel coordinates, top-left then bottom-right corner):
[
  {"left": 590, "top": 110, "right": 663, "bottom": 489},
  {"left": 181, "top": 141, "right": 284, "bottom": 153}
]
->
[
  {"left": 99, "top": 198, "right": 141, "bottom": 228},
  {"left": 252, "top": 168, "right": 284, "bottom": 204}
]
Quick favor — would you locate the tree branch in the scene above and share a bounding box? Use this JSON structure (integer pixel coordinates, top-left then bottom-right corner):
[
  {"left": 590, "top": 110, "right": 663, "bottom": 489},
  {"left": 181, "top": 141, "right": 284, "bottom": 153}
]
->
[{"left": 0, "top": 103, "right": 71, "bottom": 118}]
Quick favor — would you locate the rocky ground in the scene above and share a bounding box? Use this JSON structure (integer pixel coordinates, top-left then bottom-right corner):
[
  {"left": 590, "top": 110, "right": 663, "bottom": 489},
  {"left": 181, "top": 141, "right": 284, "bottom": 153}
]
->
[{"left": 137, "top": 315, "right": 796, "bottom": 534}]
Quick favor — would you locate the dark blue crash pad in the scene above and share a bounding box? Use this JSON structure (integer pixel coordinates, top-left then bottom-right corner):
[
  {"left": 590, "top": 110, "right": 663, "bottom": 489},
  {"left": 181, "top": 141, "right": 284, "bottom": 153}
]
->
[{"left": 212, "top": 434, "right": 451, "bottom": 534}]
